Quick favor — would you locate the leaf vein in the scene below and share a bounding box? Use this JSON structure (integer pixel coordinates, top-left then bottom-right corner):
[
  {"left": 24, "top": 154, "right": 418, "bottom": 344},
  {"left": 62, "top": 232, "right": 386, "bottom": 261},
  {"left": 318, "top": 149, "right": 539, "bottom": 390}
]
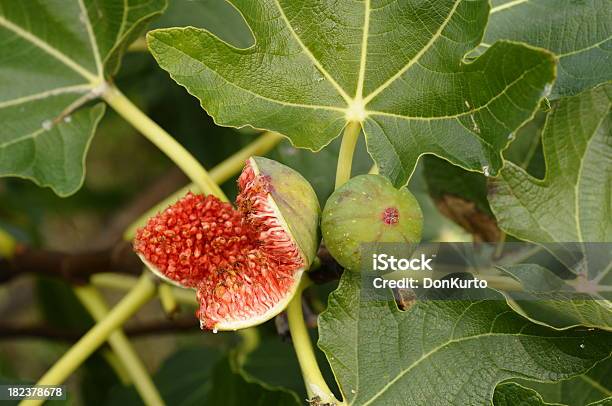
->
[{"left": 0, "top": 84, "right": 92, "bottom": 109}]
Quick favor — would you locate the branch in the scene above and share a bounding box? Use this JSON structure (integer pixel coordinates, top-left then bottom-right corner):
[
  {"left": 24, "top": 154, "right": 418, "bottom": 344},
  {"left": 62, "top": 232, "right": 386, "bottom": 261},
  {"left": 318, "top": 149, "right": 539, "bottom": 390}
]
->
[
  {"left": 0, "top": 318, "right": 200, "bottom": 342},
  {"left": 0, "top": 241, "right": 141, "bottom": 284},
  {"left": 0, "top": 242, "right": 344, "bottom": 286}
]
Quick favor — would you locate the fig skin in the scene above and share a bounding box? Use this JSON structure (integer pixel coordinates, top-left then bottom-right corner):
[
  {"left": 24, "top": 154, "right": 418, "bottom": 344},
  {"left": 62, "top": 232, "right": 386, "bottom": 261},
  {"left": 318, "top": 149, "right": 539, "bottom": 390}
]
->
[
  {"left": 247, "top": 156, "right": 320, "bottom": 267},
  {"left": 321, "top": 174, "right": 423, "bottom": 271}
]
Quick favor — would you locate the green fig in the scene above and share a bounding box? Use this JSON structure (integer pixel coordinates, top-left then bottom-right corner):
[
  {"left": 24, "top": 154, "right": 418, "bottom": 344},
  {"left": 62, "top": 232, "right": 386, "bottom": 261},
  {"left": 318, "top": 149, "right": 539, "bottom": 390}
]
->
[{"left": 321, "top": 175, "right": 423, "bottom": 271}]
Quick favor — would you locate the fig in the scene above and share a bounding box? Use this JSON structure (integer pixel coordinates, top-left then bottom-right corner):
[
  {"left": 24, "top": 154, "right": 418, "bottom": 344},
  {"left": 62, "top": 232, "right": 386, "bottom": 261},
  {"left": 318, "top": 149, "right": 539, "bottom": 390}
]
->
[
  {"left": 134, "top": 157, "right": 319, "bottom": 331},
  {"left": 321, "top": 174, "right": 423, "bottom": 271}
]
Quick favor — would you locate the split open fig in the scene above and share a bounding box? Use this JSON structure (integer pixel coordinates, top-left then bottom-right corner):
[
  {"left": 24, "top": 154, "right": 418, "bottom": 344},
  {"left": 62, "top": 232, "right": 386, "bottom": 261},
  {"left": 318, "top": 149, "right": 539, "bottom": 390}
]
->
[{"left": 134, "top": 157, "right": 319, "bottom": 331}]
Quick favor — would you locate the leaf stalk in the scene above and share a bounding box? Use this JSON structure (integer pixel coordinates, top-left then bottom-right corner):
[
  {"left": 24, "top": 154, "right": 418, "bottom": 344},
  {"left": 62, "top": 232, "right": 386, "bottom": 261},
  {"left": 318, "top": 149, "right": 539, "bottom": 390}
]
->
[
  {"left": 335, "top": 121, "right": 362, "bottom": 190},
  {"left": 158, "top": 282, "right": 180, "bottom": 317},
  {"left": 74, "top": 285, "right": 165, "bottom": 406},
  {"left": 20, "top": 273, "right": 157, "bottom": 406},
  {"left": 102, "top": 84, "right": 227, "bottom": 201}
]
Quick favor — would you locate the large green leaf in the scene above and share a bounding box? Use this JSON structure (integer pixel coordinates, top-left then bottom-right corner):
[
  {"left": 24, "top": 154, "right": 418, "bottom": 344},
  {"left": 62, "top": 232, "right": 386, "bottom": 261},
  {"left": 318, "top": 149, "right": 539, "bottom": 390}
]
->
[
  {"left": 487, "top": 84, "right": 612, "bottom": 331},
  {"left": 488, "top": 83, "right": 611, "bottom": 243},
  {"left": 148, "top": 0, "right": 555, "bottom": 187},
  {"left": 484, "top": 0, "right": 612, "bottom": 99},
  {"left": 422, "top": 107, "right": 547, "bottom": 241},
  {"left": 0, "top": 0, "right": 166, "bottom": 195},
  {"left": 0, "top": 104, "right": 104, "bottom": 197},
  {"left": 318, "top": 272, "right": 612, "bottom": 405}
]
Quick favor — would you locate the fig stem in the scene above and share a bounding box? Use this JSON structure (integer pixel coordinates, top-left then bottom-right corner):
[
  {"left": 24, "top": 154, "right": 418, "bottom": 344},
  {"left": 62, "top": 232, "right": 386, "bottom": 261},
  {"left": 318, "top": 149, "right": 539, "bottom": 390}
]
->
[
  {"left": 287, "top": 277, "right": 343, "bottom": 405},
  {"left": 335, "top": 121, "right": 362, "bottom": 190},
  {"left": 20, "top": 273, "right": 157, "bottom": 406},
  {"left": 102, "top": 84, "right": 228, "bottom": 201},
  {"left": 123, "top": 131, "right": 283, "bottom": 241},
  {"left": 74, "top": 284, "right": 165, "bottom": 406}
]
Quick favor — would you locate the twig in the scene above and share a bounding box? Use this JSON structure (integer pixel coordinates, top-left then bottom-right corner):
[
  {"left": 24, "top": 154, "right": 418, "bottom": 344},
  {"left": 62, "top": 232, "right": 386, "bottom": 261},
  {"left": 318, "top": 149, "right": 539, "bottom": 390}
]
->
[
  {"left": 0, "top": 242, "right": 141, "bottom": 284},
  {"left": 0, "top": 318, "right": 200, "bottom": 342}
]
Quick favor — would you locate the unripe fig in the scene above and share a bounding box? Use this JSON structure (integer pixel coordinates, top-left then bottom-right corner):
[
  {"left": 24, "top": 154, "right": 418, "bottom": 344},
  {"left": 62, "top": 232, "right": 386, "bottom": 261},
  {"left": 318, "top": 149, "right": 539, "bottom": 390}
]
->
[
  {"left": 134, "top": 157, "right": 319, "bottom": 331},
  {"left": 321, "top": 174, "right": 423, "bottom": 271}
]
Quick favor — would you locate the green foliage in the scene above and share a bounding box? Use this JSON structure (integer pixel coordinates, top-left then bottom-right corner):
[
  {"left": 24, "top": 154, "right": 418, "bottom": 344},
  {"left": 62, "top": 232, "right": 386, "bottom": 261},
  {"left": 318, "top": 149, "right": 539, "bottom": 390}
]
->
[
  {"left": 421, "top": 106, "right": 548, "bottom": 237},
  {"left": 485, "top": 0, "right": 612, "bottom": 98},
  {"left": 588, "top": 398, "right": 612, "bottom": 406},
  {"left": 108, "top": 345, "right": 302, "bottom": 405},
  {"left": 489, "top": 83, "right": 612, "bottom": 243},
  {"left": 148, "top": 0, "right": 555, "bottom": 186},
  {"left": 319, "top": 272, "right": 612, "bottom": 405},
  {"left": 498, "top": 264, "right": 612, "bottom": 330},
  {"left": 0, "top": 0, "right": 166, "bottom": 195},
  {"left": 206, "top": 356, "right": 300, "bottom": 405},
  {"left": 242, "top": 332, "right": 339, "bottom": 398},
  {"left": 515, "top": 358, "right": 612, "bottom": 406},
  {"left": 151, "top": 0, "right": 253, "bottom": 48},
  {"left": 107, "top": 347, "right": 221, "bottom": 405}
]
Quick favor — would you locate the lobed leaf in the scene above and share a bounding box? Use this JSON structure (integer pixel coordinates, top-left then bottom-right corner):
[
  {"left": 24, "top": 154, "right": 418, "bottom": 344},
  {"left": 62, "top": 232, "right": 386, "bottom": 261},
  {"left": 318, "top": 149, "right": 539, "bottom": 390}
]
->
[
  {"left": 484, "top": 0, "right": 612, "bottom": 99},
  {"left": 318, "top": 272, "right": 612, "bottom": 405},
  {"left": 0, "top": 0, "right": 166, "bottom": 195},
  {"left": 147, "top": 0, "right": 556, "bottom": 186},
  {"left": 498, "top": 264, "right": 612, "bottom": 331},
  {"left": 488, "top": 83, "right": 612, "bottom": 243}
]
